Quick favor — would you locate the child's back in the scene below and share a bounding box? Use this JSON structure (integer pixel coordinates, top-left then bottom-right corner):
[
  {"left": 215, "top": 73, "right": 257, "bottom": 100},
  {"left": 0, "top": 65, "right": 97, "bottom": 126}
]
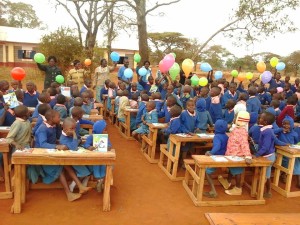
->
[
  {"left": 210, "top": 120, "right": 228, "bottom": 155},
  {"left": 196, "top": 98, "right": 213, "bottom": 132}
]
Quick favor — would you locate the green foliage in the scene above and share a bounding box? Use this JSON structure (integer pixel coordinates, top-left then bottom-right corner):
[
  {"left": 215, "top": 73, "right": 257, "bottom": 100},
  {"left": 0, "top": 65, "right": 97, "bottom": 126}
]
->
[
  {"left": 284, "top": 51, "right": 300, "bottom": 75},
  {"left": 39, "top": 27, "right": 84, "bottom": 73},
  {"left": 201, "top": 45, "right": 232, "bottom": 69},
  {"left": 0, "top": 1, "right": 44, "bottom": 29}
]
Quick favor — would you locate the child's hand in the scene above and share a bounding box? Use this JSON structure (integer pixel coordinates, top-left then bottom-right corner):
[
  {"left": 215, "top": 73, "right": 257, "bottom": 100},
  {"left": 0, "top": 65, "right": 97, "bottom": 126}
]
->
[
  {"left": 56, "top": 145, "right": 68, "bottom": 150},
  {"left": 15, "top": 144, "right": 23, "bottom": 150},
  {"left": 194, "top": 128, "right": 200, "bottom": 133},
  {"left": 245, "top": 158, "right": 252, "bottom": 165},
  {"left": 88, "top": 146, "right": 96, "bottom": 151},
  {"left": 143, "top": 121, "right": 147, "bottom": 125},
  {"left": 205, "top": 151, "right": 211, "bottom": 156}
]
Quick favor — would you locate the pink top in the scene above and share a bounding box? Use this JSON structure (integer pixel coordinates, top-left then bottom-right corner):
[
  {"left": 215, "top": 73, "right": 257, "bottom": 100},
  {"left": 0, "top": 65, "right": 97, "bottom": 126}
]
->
[{"left": 225, "top": 127, "right": 251, "bottom": 157}]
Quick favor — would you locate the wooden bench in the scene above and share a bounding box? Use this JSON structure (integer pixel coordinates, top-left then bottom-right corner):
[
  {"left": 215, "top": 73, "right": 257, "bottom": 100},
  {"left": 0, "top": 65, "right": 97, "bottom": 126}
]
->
[
  {"left": 117, "top": 108, "right": 138, "bottom": 140},
  {"left": 0, "top": 140, "right": 13, "bottom": 199},
  {"left": 108, "top": 99, "right": 116, "bottom": 125},
  {"left": 82, "top": 114, "right": 103, "bottom": 122},
  {"left": 158, "top": 134, "right": 214, "bottom": 181},
  {"left": 102, "top": 94, "right": 109, "bottom": 119},
  {"left": 141, "top": 123, "right": 168, "bottom": 163},
  {"left": 205, "top": 213, "right": 300, "bottom": 225},
  {"left": 183, "top": 155, "right": 272, "bottom": 206},
  {"left": 272, "top": 145, "right": 300, "bottom": 197},
  {"left": 80, "top": 124, "right": 93, "bottom": 134},
  {"left": 93, "top": 102, "right": 104, "bottom": 116}
]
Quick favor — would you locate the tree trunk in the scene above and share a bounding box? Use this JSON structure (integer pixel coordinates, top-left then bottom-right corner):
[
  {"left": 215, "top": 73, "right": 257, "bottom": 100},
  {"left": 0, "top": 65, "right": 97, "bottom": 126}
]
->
[{"left": 137, "top": 0, "right": 149, "bottom": 63}]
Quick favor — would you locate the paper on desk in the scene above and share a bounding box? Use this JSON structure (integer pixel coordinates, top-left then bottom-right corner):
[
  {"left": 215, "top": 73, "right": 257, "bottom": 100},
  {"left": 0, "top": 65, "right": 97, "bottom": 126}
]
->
[
  {"left": 176, "top": 133, "right": 193, "bottom": 137},
  {"left": 289, "top": 145, "right": 300, "bottom": 149},
  {"left": 152, "top": 123, "right": 166, "bottom": 127},
  {"left": 225, "top": 156, "right": 245, "bottom": 161},
  {"left": 197, "top": 133, "right": 214, "bottom": 138},
  {"left": 211, "top": 156, "right": 228, "bottom": 162},
  {"left": 82, "top": 114, "right": 90, "bottom": 118}
]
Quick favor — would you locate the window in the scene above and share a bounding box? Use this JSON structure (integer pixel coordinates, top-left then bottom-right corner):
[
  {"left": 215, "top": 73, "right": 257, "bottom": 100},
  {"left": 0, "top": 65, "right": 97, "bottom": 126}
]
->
[
  {"left": 17, "top": 50, "right": 36, "bottom": 59},
  {"left": 118, "top": 56, "right": 128, "bottom": 64}
]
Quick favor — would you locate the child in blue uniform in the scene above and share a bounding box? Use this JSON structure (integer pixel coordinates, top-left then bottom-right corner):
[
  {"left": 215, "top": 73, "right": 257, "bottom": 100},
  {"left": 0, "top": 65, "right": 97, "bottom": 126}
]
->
[
  {"left": 82, "top": 120, "right": 112, "bottom": 192},
  {"left": 196, "top": 98, "right": 213, "bottom": 132},
  {"left": 204, "top": 119, "right": 229, "bottom": 198},
  {"left": 128, "top": 82, "right": 140, "bottom": 99},
  {"left": 35, "top": 110, "right": 91, "bottom": 201},
  {"left": 180, "top": 86, "right": 192, "bottom": 109},
  {"left": 221, "top": 83, "right": 238, "bottom": 108},
  {"left": 32, "top": 103, "right": 51, "bottom": 135},
  {"left": 255, "top": 112, "right": 287, "bottom": 198},
  {"left": 48, "top": 87, "right": 57, "bottom": 108},
  {"left": 99, "top": 79, "right": 110, "bottom": 103},
  {"left": 31, "top": 92, "right": 51, "bottom": 119},
  {"left": 71, "top": 106, "right": 94, "bottom": 138},
  {"left": 81, "top": 91, "right": 93, "bottom": 115},
  {"left": 209, "top": 87, "right": 223, "bottom": 123},
  {"left": 53, "top": 94, "right": 68, "bottom": 120},
  {"left": 23, "top": 82, "right": 39, "bottom": 107},
  {"left": 158, "top": 95, "right": 177, "bottom": 123},
  {"left": 223, "top": 99, "right": 235, "bottom": 124},
  {"left": 135, "top": 94, "right": 149, "bottom": 126},
  {"left": 80, "top": 78, "right": 92, "bottom": 94},
  {"left": 257, "top": 86, "right": 271, "bottom": 106},
  {"left": 246, "top": 87, "right": 261, "bottom": 114}
]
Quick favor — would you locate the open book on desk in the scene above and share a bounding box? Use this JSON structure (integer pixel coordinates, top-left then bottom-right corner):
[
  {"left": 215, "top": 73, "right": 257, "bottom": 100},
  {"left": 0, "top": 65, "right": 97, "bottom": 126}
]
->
[{"left": 196, "top": 133, "right": 214, "bottom": 138}]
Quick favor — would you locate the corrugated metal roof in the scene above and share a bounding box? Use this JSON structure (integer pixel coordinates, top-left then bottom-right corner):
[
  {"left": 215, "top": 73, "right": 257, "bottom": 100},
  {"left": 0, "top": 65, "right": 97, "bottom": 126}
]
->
[{"left": 0, "top": 26, "right": 46, "bottom": 44}]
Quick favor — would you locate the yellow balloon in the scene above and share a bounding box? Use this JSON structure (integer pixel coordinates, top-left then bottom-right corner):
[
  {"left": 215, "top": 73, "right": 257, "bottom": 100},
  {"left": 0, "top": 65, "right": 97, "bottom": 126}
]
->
[
  {"left": 270, "top": 57, "right": 279, "bottom": 68},
  {"left": 198, "top": 77, "right": 208, "bottom": 87},
  {"left": 182, "top": 58, "right": 194, "bottom": 77},
  {"left": 246, "top": 72, "right": 253, "bottom": 80},
  {"left": 257, "top": 61, "right": 266, "bottom": 73}
]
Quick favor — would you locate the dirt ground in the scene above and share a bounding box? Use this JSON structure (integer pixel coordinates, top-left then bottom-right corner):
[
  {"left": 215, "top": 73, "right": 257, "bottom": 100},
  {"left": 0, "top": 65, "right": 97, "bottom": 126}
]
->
[{"left": 1, "top": 123, "right": 300, "bottom": 225}]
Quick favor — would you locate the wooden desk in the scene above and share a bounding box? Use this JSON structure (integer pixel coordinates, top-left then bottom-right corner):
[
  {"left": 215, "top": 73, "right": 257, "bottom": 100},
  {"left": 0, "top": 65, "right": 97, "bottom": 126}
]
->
[
  {"left": 183, "top": 155, "right": 271, "bottom": 206},
  {"left": 0, "top": 139, "right": 13, "bottom": 199},
  {"left": 141, "top": 123, "right": 168, "bottom": 163},
  {"left": 272, "top": 146, "right": 300, "bottom": 197},
  {"left": 82, "top": 114, "right": 103, "bottom": 122},
  {"left": 118, "top": 108, "right": 138, "bottom": 140},
  {"left": 94, "top": 102, "right": 104, "bottom": 116},
  {"left": 108, "top": 99, "right": 116, "bottom": 124},
  {"left": 205, "top": 213, "right": 300, "bottom": 225},
  {"left": 0, "top": 127, "right": 10, "bottom": 138},
  {"left": 11, "top": 148, "right": 116, "bottom": 213},
  {"left": 102, "top": 94, "right": 109, "bottom": 119},
  {"left": 158, "top": 134, "right": 213, "bottom": 181}
]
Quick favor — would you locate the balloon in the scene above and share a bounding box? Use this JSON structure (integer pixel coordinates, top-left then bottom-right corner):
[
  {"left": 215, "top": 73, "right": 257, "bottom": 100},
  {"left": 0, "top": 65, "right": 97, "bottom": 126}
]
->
[
  {"left": 257, "top": 61, "right": 266, "bottom": 73},
  {"left": 276, "top": 62, "right": 286, "bottom": 71},
  {"left": 261, "top": 71, "right": 272, "bottom": 84},
  {"left": 277, "top": 87, "right": 283, "bottom": 93},
  {"left": 170, "top": 52, "right": 176, "bottom": 59},
  {"left": 214, "top": 71, "right": 223, "bottom": 80},
  {"left": 11, "top": 67, "right": 26, "bottom": 81},
  {"left": 199, "top": 77, "right": 208, "bottom": 87},
  {"left": 191, "top": 75, "right": 199, "bottom": 86},
  {"left": 84, "top": 59, "right": 91, "bottom": 66},
  {"left": 200, "top": 63, "right": 212, "bottom": 72},
  {"left": 182, "top": 58, "right": 194, "bottom": 76},
  {"left": 237, "top": 73, "right": 246, "bottom": 82},
  {"left": 169, "top": 62, "right": 180, "bottom": 81},
  {"left": 134, "top": 53, "right": 141, "bottom": 63},
  {"left": 55, "top": 75, "right": 64, "bottom": 84},
  {"left": 270, "top": 57, "right": 279, "bottom": 67},
  {"left": 246, "top": 72, "right": 253, "bottom": 80},
  {"left": 158, "top": 60, "right": 166, "bottom": 73},
  {"left": 231, "top": 70, "right": 238, "bottom": 77},
  {"left": 110, "top": 51, "right": 120, "bottom": 62},
  {"left": 124, "top": 68, "right": 133, "bottom": 79},
  {"left": 162, "top": 54, "right": 175, "bottom": 71},
  {"left": 138, "top": 67, "right": 147, "bottom": 77},
  {"left": 33, "top": 53, "right": 45, "bottom": 64}
]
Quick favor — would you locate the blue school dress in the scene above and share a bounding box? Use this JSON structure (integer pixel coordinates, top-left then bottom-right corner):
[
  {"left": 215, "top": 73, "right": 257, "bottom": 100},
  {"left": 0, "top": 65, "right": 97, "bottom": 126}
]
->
[
  {"left": 196, "top": 98, "right": 213, "bottom": 132},
  {"left": 133, "top": 110, "right": 158, "bottom": 134},
  {"left": 136, "top": 101, "right": 147, "bottom": 126},
  {"left": 221, "top": 91, "right": 238, "bottom": 108},
  {"left": 246, "top": 96, "right": 261, "bottom": 114}
]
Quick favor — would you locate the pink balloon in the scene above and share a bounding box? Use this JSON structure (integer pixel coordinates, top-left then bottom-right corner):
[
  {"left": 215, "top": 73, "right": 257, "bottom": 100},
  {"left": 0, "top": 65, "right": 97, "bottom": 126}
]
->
[
  {"left": 277, "top": 87, "right": 283, "bottom": 93},
  {"left": 159, "top": 60, "right": 167, "bottom": 73},
  {"left": 162, "top": 54, "right": 175, "bottom": 71}
]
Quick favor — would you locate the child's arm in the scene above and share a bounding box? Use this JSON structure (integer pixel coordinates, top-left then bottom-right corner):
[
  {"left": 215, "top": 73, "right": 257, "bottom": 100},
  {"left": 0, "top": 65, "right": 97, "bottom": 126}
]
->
[
  {"left": 79, "top": 119, "right": 94, "bottom": 125},
  {"left": 207, "top": 112, "right": 214, "bottom": 127},
  {"left": 82, "top": 135, "right": 96, "bottom": 150},
  {"left": 208, "top": 138, "right": 222, "bottom": 155},
  {"left": 6, "top": 121, "right": 22, "bottom": 149}
]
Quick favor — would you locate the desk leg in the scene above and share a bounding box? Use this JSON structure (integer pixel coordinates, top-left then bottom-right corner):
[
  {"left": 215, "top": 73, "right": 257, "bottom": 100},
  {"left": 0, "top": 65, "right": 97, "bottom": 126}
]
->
[
  {"left": 171, "top": 143, "right": 181, "bottom": 179},
  {"left": 150, "top": 129, "right": 158, "bottom": 160},
  {"left": 103, "top": 165, "right": 112, "bottom": 212},
  {"left": 286, "top": 157, "right": 295, "bottom": 192},
  {"left": 273, "top": 154, "right": 283, "bottom": 186},
  {"left": 251, "top": 167, "right": 259, "bottom": 197},
  {"left": 196, "top": 167, "right": 205, "bottom": 202},
  {"left": 166, "top": 141, "right": 174, "bottom": 173},
  {"left": 3, "top": 152, "right": 11, "bottom": 192},
  {"left": 21, "top": 165, "right": 26, "bottom": 203},
  {"left": 125, "top": 113, "right": 130, "bottom": 138},
  {"left": 12, "top": 164, "right": 21, "bottom": 213},
  {"left": 257, "top": 166, "right": 267, "bottom": 200}
]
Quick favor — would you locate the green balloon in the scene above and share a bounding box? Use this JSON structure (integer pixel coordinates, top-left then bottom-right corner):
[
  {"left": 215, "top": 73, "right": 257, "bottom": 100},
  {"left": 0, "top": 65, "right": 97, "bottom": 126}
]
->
[
  {"left": 169, "top": 62, "right": 180, "bottom": 80},
  {"left": 171, "top": 52, "right": 176, "bottom": 59},
  {"left": 55, "top": 75, "right": 64, "bottom": 84},
  {"left": 191, "top": 75, "right": 199, "bottom": 86},
  {"left": 231, "top": 70, "right": 238, "bottom": 77},
  {"left": 34, "top": 53, "right": 45, "bottom": 64},
  {"left": 134, "top": 53, "right": 141, "bottom": 63}
]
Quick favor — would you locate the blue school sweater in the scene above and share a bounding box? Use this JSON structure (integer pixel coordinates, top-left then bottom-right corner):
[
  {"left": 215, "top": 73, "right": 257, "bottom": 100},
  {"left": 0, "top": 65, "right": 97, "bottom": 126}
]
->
[
  {"left": 53, "top": 104, "right": 68, "bottom": 120},
  {"left": 159, "top": 87, "right": 167, "bottom": 100},
  {"left": 249, "top": 125, "right": 262, "bottom": 144},
  {"left": 223, "top": 109, "right": 234, "bottom": 124},
  {"left": 203, "top": 96, "right": 211, "bottom": 110},
  {"left": 258, "top": 92, "right": 272, "bottom": 105},
  {"left": 286, "top": 90, "right": 294, "bottom": 99},
  {"left": 3, "top": 110, "right": 16, "bottom": 126},
  {"left": 269, "top": 78, "right": 284, "bottom": 90},
  {"left": 163, "top": 117, "right": 182, "bottom": 135},
  {"left": 153, "top": 100, "right": 163, "bottom": 112},
  {"left": 80, "top": 85, "right": 88, "bottom": 94},
  {"left": 99, "top": 87, "right": 109, "bottom": 102},
  {"left": 138, "top": 80, "right": 151, "bottom": 95},
  {"left": 180, "top": 95, "right": 191, "bottom": 109},
  {"left": 246, "top": 96, "right": 261, "bottom": 114},
  {"left": 196, "top": 98, "right": 213, "bottom": 130},
  {"left": 82, "top": 102, "right": 93, "bottom": 115},
  {"left": 210, "top": 120, "right": 229, "bottom": 155},
  {"left": 279, "top": 100, "right": 286, "bottom": 111},
  {"left": 158, "top": 104, "right": 171, "bottom": 123},
  {"left": 180, "top": 110, "right": 200, "bottom": 133},
  {"left": 33, "top": 115, "right": 44, "bottom": 135},
  {"left": 209, "top": 102, "right": 222, "bottom": 124},
  {"left": 278, "top": 116, "right": 299, "bottom": 144},
  {"left": 256, "top": 127, "right": 286, "bottom": 157},
  {"left": 35, "top": 123, "right": 61, "bottom": 149},
  {"left": 23, "top": 91, "right": 39, "bottom": 107},
  {"left": 32, "top": 103, "right": 40, "bottom": 118},
  {"left": 49, "top": 97, "right": 56, "bottom": 108},
  {"left": 221, "top": 91, "right": 238, "bottom": 108},
  {"left": 136, "top": 101, "right": 147, "bottom": 125},
  {"left": 59, "top": 134, "right": 78, "bottom": 150}
]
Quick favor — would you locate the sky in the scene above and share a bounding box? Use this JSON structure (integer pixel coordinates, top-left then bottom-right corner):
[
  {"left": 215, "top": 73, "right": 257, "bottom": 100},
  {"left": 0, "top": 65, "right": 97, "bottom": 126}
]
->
[{"left": 14, "top": 0, "right": 300, "bottom": 58}]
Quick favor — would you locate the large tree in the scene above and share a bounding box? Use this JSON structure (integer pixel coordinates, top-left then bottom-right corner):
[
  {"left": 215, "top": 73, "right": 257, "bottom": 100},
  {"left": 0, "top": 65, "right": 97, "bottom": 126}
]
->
[
  {"left": 192, "top": 0, "right": 299, "bottom": 60},
  {"left": 0, "top": 1, "right": 44, "bottom": 29},
  {"left": 55, "top": 0, "right": 116, "bottom": 57},
  {"left": 118, "top": 0, "right": 181, "bottom": 62},
  {"left": 284, "top": 51, "right": 300, "bottom": 76}
]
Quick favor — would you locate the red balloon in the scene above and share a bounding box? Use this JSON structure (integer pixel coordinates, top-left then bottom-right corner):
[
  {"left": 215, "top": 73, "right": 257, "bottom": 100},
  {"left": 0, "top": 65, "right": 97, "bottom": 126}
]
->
[
  {"left": 159, "top": 60, "right": 167, "bottom": 73},
  {"left": 11, "top": 67, "right": 26, "bottom": 81}
]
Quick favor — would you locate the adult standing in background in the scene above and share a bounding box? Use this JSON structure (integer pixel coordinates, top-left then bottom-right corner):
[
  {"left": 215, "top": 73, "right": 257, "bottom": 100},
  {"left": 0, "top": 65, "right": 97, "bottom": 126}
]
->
[
  {"left": 67, "top": 60, "right": 87, "bottom": 88},
  {"left": 94, "top": 58, "right": 117, "bottom": 102},
  {"left": 37, "top": 56, "right": 62, "bottom": 89}
]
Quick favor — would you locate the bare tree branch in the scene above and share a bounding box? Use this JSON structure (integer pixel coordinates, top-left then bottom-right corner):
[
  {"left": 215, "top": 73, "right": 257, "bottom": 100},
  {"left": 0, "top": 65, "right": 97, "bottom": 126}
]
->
[{"left": 145, "top": 0, "right": 180, "bottom": 15}]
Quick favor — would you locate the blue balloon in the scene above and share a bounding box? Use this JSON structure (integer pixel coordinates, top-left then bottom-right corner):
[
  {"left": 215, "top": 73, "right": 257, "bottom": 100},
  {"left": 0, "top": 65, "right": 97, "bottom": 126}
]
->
[
  {"left": 138, "top": 67, "right": 147, "bottom": 77},
  {"left": 110, "top": 51, "right": 120, "bottom": 62},
  {"left": 124, "top": 68, "right": 133, "bottom": 79},
  {"left": 215, "top": 71, "right": 223, "bottom": 80},
  {"left": 276, "top": 62, "right": 286, "bottom": 71},
  {"left": 200, "top": 63, "right": 212, "bottom": 72}
]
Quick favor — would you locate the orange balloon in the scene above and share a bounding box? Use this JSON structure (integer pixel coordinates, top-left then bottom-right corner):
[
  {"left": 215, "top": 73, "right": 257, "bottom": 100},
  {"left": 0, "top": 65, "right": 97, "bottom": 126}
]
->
[
  {"left": 182, "top": 58, "right": 194, "bottom": 77},
  {"left": 256, "top": 61, "right": 266, "bottom": 73},
  {"left": 84, "top": 59, "right": 92, "bottom": 66},
  {"left": 237, "top": 73, "right": 246, "bottom": 82}
]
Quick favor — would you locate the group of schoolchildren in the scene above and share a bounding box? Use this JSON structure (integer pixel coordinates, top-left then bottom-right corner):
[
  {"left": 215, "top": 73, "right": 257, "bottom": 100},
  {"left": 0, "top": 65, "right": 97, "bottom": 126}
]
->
[
  {"left": 106, "top": 67, "right": 300, "bottom": 199},
  {"left": 0, "top": 79, "right": 111, "bottom": 202}
]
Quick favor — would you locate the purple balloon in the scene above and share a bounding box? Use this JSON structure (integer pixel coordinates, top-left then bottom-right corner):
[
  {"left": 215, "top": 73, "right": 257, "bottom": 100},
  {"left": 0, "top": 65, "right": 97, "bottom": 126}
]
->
[{"left": 261, "top": 71, "right": 272, "bottom": 84}]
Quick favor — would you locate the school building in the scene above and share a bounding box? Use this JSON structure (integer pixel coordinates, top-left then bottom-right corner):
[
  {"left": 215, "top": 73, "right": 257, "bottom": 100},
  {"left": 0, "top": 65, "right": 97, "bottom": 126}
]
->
[{"left": 0, "top": 26, "right": 139, "bottom": 68}]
